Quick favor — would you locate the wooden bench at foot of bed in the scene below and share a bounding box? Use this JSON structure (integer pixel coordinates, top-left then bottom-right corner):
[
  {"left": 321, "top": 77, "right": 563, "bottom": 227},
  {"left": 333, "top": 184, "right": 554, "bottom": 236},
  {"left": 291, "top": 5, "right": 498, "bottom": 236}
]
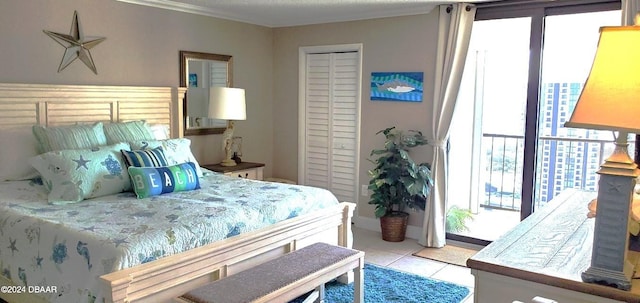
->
[{"left": 177, "top": 242, "right": 365, "bottom": 303}]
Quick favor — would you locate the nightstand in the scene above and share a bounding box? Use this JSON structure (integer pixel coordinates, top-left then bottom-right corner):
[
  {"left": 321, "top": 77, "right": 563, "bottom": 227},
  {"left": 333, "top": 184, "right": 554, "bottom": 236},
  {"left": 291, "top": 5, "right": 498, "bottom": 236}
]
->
[{"left": 202, "top": 162, "right": 265, "bottom": 180}]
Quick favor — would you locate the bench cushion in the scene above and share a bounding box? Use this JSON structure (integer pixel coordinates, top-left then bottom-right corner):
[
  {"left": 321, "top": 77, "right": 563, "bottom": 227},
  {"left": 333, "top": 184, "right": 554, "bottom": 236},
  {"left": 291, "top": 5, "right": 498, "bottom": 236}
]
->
[{"left": 181, "top": 242, "right": 360, "bottom": 303}]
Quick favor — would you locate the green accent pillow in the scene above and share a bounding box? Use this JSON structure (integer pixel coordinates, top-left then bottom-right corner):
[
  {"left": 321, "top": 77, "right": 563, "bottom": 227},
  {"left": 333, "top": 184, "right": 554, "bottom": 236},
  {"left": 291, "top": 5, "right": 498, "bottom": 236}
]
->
[
  {"left": 128, "top": 162, "right": 200, "bottom": 199},
  {"left": 104, "top": 121, "right": 155, "bottom": 145},
  {"left": 32, "top": 122, "right": 107, "bottom": 153},
  {"left": 29, "top": 142, "right": 131, "bottom": 204}
]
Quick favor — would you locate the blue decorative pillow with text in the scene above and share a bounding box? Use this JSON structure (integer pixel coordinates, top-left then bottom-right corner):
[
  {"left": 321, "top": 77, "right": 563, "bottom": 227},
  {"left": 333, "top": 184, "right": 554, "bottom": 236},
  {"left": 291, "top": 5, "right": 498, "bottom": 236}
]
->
[{"left": 127, "top": 162, "right": 200, "bottom": 199}]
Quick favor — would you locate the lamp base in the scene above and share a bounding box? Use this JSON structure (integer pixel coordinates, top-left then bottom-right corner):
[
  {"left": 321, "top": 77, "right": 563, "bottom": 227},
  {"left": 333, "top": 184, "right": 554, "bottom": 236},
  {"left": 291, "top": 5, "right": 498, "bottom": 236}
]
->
[
  {"left": 582, "top": 261, "right": 634, "bottom": 290},
  {"left": 582, "top": 131, "right": 639, "bottom": 291},
  {"left": 220, "top": 158, "right": 237, "bottom": 167},
  {"left": 220, "top": 121, "right": 236, "bottom": 167}
]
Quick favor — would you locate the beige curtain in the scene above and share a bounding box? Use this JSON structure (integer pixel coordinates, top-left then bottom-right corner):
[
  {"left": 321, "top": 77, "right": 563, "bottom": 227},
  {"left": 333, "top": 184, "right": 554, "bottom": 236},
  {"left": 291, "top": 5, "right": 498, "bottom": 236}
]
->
[
  {"left": 622, "top": 0, "right": 640, "bottom": 25},
  {"left": 420, "top": 3, "right": 476, "bottom": 247}
]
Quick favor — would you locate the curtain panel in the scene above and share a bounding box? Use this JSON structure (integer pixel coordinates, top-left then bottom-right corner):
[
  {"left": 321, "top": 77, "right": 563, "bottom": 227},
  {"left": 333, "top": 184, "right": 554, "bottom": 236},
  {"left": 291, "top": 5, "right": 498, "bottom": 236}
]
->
[
  {"left": 420, "top": 3, "right": 476, "bottom": 247},
  {"left": 622, "top": 0, "right": 640, "bottom": 25}
]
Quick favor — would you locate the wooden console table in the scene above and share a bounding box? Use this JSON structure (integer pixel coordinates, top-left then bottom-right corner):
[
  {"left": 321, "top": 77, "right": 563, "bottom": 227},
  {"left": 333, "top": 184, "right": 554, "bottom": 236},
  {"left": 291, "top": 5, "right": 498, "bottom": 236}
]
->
[{"left": 467, "top": 189, "right": 640, "bottom": 303}]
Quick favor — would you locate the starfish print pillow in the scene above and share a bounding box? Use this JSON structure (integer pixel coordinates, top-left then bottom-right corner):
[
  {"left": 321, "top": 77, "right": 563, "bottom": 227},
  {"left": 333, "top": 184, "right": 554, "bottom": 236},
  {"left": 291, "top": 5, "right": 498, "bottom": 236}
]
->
[{"left": 29, "top": 142, "right": 132, "bottom": 204}]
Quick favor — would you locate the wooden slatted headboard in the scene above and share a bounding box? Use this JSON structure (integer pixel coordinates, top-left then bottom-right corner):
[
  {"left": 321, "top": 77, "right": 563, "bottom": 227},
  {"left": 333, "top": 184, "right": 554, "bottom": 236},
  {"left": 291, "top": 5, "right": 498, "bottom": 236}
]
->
[{"left": 0, "top": 83, "right": 186, "bottom": 138}]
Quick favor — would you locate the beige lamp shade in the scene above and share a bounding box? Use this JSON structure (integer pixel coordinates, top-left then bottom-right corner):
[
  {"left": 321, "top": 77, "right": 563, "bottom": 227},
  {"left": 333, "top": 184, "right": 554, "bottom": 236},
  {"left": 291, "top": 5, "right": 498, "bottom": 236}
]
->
[
  {"left": 565, "top": 26, "right": 640, "bottom": 134},
  {"left": 208, "top": 87, "right": 247, "bottom": 120}
]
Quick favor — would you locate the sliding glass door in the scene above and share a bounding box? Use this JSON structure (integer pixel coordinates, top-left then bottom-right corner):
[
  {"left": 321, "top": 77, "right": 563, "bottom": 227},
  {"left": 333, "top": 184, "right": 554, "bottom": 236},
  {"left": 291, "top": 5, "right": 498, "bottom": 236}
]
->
[
  {"left": 534, "top": 11, "right": 621, "bottom": 209},
  {"left": 448, "top": 16, "right": 532, "bottom": 242},
  {"left": 448, "top": 1, "right": 620, "bottom": 244}
]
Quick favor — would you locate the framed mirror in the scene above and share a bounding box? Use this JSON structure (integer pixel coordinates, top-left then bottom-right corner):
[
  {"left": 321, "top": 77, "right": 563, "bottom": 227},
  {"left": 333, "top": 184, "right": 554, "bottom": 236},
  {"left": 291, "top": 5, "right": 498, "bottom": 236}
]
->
[{"left": 179, "top": 50, "right": 233, "bottom": 135}]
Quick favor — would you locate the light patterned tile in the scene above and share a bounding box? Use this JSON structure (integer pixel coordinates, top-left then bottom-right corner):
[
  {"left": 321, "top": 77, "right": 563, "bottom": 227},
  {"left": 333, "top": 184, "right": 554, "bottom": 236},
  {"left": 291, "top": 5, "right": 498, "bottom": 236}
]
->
[
  {"left": 371, "top": 238, "right": 423, "bottom": 255},
  {"left": 387, "top": 255, "right": 447, "bottom": 277},
  {"left": 352, "top": 227, "right": 422, "bottom": 255},
  {"left": 352, "top": 227, "right": 377, "bottom": 247},
  {"left": 431, "top": 264, "right": 475, "bottom": 288},
  {"left": 362, "top": 250, "right": 405, "bottom": 267}
]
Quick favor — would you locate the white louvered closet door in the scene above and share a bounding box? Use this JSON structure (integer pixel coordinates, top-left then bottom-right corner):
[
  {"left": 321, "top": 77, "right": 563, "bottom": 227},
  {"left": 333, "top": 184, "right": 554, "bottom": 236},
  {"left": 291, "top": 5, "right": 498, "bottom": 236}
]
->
[{"left": 303, "top": 51, "right": 360, "bottom": 203}]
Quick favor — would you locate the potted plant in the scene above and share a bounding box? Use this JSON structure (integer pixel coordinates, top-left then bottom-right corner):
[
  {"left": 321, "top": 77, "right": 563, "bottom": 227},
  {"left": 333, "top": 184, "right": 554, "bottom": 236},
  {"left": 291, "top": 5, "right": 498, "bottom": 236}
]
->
[
  {"left": 445, "top": 205, "right": 474, "bottom": 233},
  {"left": 368, "top": 127, "right": 433, "bottom": 242}
]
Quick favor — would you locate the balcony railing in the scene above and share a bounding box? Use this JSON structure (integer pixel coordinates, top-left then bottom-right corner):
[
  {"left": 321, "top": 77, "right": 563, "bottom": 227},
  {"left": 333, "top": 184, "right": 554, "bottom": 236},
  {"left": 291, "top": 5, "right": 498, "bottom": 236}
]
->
[{"left": 480, "top": 133, "right": 634, "bottom": 211}]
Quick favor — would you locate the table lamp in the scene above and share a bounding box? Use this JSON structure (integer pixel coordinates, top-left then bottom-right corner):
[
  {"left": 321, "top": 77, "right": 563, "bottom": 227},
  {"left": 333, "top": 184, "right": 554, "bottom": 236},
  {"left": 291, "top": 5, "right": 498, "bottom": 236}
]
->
[
  {"left": 208, "top": 87, "right": 246, "bottom": 167},
  {"left": 564, "top": 26, "right": 640, "bottom": 290}
]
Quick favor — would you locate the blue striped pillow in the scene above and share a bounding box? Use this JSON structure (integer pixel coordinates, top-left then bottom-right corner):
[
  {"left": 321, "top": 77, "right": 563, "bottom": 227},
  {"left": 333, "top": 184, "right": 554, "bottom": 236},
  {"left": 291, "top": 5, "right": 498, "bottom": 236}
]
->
[{"left": 121, "top": 147, "right": 168, "bottom": 167}]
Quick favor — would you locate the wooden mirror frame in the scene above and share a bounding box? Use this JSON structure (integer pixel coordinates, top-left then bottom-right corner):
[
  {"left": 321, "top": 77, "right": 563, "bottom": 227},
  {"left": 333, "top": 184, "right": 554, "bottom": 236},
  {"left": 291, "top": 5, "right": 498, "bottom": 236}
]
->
[{"left": 179, "top": 50, "right": 233, "bottom": 136}]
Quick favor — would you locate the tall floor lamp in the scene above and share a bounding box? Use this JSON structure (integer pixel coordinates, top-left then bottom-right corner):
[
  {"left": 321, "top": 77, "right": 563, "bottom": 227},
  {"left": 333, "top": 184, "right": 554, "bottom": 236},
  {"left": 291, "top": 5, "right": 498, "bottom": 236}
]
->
[
  {"left": 565, "top": 26, "right": 640, "bottom": 290},
  {"left": 208, "top": 87, "right": 246, "bottom": 167}
]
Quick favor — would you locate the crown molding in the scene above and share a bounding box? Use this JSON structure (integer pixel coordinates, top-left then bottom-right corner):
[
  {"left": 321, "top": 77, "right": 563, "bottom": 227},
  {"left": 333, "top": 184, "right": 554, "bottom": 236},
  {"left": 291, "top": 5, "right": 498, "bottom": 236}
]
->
[{"left": 116, "top": 0, "right": 437, "bottom": 28}]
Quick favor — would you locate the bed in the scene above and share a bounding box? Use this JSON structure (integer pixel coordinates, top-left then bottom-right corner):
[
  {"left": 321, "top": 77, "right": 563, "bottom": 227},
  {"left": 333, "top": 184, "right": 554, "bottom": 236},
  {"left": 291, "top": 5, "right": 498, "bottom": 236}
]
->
[{"left": 0, "top": 83, "right": 355, "bottom": 303}]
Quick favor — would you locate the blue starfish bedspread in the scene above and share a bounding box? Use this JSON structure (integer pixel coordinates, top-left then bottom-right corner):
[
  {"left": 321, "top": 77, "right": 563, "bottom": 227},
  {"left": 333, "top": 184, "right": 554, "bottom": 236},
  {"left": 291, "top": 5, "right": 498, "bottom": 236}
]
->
[{"left": 0, "top": 171, "right": 339, "bottom": 303}]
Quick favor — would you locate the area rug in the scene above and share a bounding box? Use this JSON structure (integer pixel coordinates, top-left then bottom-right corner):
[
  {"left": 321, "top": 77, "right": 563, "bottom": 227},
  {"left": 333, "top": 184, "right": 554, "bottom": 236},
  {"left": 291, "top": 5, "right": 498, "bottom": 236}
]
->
[
  {"left": 291, "top": 263, "right": 470, "bottom": 303},
  {"left": 413, "top": 245, "right": 479, "bottom": 267}
]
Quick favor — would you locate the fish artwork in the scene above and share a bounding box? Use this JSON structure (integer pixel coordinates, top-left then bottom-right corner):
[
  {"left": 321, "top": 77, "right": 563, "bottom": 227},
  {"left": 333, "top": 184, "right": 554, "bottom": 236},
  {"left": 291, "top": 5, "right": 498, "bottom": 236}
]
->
[
  {"left": 375, "top": 80, "right": 416, "bottom": 93},
  {"left": 370, "top": 72, "right": 424, "bottom": 102}
]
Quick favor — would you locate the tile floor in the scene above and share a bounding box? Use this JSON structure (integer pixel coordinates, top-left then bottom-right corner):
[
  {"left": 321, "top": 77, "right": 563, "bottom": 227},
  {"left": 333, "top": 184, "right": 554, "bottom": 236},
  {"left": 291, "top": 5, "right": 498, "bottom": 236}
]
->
[{"left": 352, "top": 226, "right": 479, "bottom": 303}]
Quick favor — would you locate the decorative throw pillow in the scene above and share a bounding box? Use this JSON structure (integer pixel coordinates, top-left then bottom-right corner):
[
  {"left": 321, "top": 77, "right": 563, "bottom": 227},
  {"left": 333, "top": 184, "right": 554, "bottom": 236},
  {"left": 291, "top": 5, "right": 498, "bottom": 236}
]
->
[
  {"left": 149, "top": 124, "right": 170, "bottom": 140},
  {"left": 32, "top": 122, "right": 107, "bottom": 153},
  {"left": 130, "top": 138, "right": 204, "bottom": 177},
  {"left": 128, "top": 162, "right": 200, "bottom": 199},
  {"left": 29, "top": 142, "right": 131, "bottom": 204},
  {"left": 0, "top": 126, "right": 40, "bottom": 181},
  {"left": 104, "top": 121, "right": 156, "bottom": 145},
  {"left": 121, "top": 147, "right": 168, "bottom": 167}
]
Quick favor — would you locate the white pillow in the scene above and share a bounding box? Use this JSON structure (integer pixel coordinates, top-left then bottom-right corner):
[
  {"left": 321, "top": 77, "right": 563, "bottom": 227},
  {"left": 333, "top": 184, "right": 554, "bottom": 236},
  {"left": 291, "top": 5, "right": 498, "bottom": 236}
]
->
[
  {"left": 149, "top": 124, "right": 170, "bottom": 140},
  {"left": 130, "top": 138, "right": 203, "bottom": 177},
  {"left": 0, "top": 126, "right": 40, "bottom": 181}
]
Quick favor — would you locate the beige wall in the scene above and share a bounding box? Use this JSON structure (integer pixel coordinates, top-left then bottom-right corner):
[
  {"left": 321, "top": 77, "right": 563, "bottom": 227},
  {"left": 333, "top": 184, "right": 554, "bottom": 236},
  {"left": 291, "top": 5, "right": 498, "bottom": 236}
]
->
[
  {"left": 0, "top": 0, "right": 275, "bottom": 176},
  {"left": 0, "top": 0, "right": 442, "bottom": 227},
  {"left": 273, "top": 11, "right": 440, "bottom": 225}
]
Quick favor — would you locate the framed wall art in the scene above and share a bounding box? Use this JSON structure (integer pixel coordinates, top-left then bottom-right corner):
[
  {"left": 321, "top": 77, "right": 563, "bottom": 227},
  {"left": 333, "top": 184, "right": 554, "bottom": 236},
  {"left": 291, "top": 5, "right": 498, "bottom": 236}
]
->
[
  {"left": 370, "top": 72, "right": 423, "bottom": 102},
  {"left": 188, "top": 73, "right": 198, "bottom": 87}
]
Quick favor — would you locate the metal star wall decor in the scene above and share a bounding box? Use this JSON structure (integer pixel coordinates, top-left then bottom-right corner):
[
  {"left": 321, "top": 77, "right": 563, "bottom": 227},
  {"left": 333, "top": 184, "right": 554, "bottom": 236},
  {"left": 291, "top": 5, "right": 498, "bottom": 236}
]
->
[{"left": 43, "top": 11, "right": 106, "bottom": 74}]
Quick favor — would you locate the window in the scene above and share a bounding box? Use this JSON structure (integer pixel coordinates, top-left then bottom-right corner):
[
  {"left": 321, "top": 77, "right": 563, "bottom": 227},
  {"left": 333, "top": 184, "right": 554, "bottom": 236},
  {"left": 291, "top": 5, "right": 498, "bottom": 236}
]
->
[{"left": 447, "top": 0, "right": 620, "bottom": 242}]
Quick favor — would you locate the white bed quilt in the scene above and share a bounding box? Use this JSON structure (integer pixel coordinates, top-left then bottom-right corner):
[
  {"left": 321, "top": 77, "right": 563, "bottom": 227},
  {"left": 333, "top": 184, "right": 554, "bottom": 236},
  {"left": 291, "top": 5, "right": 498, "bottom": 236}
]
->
[{"left": 0, "top": 172, "right": 339, "bottom": 303}]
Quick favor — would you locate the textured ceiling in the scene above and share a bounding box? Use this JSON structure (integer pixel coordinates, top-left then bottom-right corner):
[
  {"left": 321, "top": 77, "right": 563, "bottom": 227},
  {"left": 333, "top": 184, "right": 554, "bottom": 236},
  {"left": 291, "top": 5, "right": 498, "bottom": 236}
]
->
[{"left": 117, "top": 0, "right": 496, "bottom": 27}]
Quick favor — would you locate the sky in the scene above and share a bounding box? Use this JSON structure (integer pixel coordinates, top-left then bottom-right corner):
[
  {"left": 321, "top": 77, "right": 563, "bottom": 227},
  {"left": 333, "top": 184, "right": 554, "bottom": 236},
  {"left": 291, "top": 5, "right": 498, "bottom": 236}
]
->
[{"left": 464, "top": 9, "right": 621, "bottom": 135}]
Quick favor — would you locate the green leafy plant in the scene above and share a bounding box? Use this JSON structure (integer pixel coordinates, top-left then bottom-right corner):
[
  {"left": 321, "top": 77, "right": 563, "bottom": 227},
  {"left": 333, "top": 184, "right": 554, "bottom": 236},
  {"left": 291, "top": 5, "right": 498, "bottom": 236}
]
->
[
  {"left": 445, "top": 205, "right": 474, "bottom": 233},
  {"left": 368, "top": 127, "right": 433, "bottom": 218}
]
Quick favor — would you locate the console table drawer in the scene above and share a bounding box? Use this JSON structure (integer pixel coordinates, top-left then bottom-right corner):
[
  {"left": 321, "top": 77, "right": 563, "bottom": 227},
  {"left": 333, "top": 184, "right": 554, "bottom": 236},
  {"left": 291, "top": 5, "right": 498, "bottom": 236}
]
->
[{"left": 201, "top": 162, "right": 265, "bottom": 181}]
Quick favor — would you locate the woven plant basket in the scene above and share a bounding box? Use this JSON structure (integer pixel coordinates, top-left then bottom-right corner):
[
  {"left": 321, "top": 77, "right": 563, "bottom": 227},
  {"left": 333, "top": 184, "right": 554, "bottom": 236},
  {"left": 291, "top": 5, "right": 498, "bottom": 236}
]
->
[{"left": 380, "top": 212, "right": 409, "bottom": 242}]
